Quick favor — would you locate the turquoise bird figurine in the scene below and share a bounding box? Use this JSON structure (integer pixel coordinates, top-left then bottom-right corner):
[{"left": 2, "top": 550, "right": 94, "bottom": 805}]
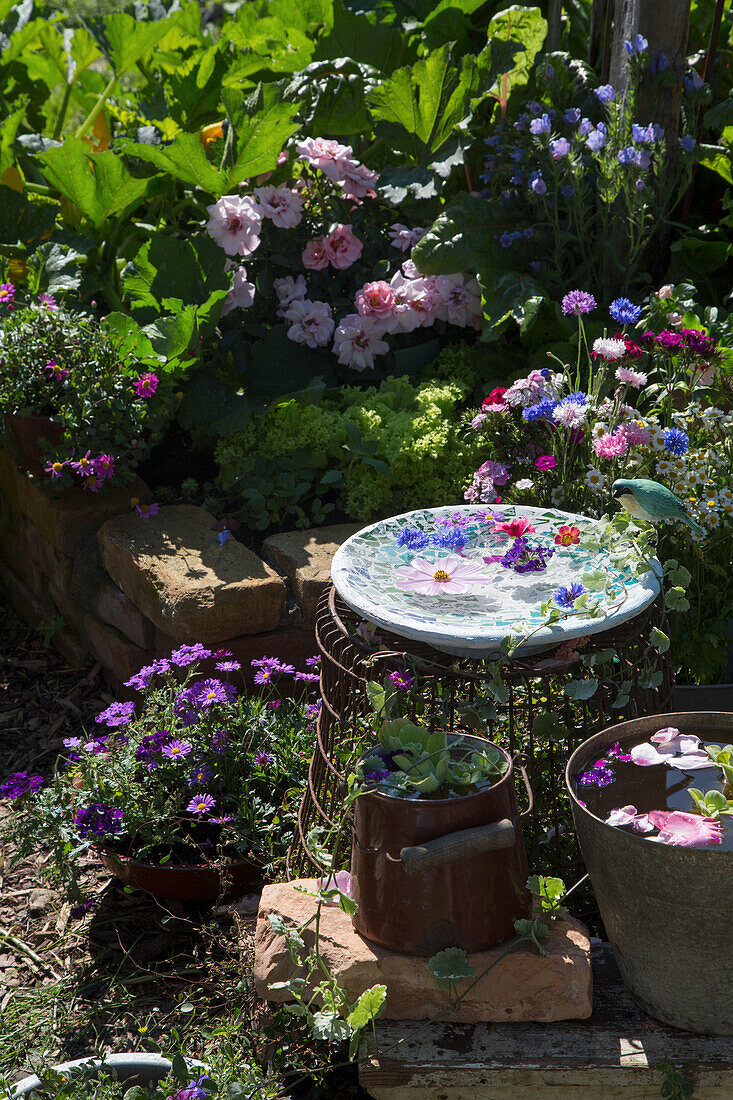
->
[{"left": 611, "top": 478, "right": 705, "bottom": 536}]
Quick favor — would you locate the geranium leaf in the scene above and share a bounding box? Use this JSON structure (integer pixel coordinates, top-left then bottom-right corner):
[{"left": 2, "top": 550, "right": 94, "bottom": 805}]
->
[{"left": 427, "top": 946, "right": 477, "bottom": 991}]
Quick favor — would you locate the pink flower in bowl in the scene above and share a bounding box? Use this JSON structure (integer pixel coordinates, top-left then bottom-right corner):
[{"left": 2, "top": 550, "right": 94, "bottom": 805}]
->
[
  {"left": 647, "top": 810, "right": 722, "bottom": 848},
  {"left": 491, "top": 515, "right": 537, "bottom": 539}
]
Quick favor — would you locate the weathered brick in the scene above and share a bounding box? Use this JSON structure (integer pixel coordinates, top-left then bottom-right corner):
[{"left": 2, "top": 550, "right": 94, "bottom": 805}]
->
[
  {"left": 67, "top": 533, "right": 155, "bottom": 649},
  {"left": 81, "top": 613, "right": 152, "bottom": 690},
  {"left": 262, "top": 524, "right": 362, "bottom": 625},
  {"left": 0, "top": 558, "right": 58, "bottom": 629},
  {"left": 99, "top": 506, "right": 286, "bottom": 644},
  {"left": 153, "top": 626, "right": 317, "bottom": 684}
]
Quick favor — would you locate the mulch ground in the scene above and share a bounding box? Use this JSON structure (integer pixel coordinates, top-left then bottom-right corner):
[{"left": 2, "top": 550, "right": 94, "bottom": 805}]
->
[{"left": 0, "top": 601, "right": 365, "bottom": 1096}]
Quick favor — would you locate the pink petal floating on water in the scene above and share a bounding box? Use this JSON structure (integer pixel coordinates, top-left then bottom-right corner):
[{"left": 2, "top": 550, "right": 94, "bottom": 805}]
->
[
  {"left": 605, "top": 805, "right": 637, "bottom": 826},
  {"left": 647, "top": 810, "right": 722, "bottom": 848},
  {"left": 630, "top": 742, "right": 667, "bottom": 766},
  {"left": 632, "top": 813, "right": 654, "bottom": 833},
  {"left": 671, "top": 752, "right": 713, "bottom": 771},
  {"left": 651, "top": 726, "right": 681, "bottom": 746}
]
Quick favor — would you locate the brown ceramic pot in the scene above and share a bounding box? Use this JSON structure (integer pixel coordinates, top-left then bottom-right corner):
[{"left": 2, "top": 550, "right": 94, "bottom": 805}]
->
[
  {"left": 350, "top": 736, "right": 532, "bottom": 955},
  {"left": 98, "top": 848, "right": 259, "bottom": 901}
]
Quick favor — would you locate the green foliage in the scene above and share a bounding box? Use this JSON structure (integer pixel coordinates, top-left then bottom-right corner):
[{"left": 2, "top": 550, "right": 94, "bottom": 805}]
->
[
  {"left": 687, "top": 787, "right": 733, "bottom": 817},
  {"left": 427, "top": 946, "right": 477, "bottom": 999}
]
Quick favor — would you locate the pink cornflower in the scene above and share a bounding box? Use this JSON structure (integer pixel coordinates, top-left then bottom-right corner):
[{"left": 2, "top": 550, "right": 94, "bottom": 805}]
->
[
  {"left": 284, "top": 299, "right": 334, "bottom": 348},
  {"left": 618, "top": 422, "right": 650, "bottom": 447},
  {"left": 325, "top": 224, "right": 363, "bottom": 270},
  {"left": 332, "top": 313, "right": 389, "bottom": 371},
  {"left": 592, "top": 337, "right": 626, "bottom": 360},
  {"left": 72, "top": 452, "right": 94, "bottom": 477},
  {"left": 0, "top": 284, "right": 15, "bottom": 307},
  {"left": 133, "top": 372, "right": 158, "bottom": 398},
  {"left": 45, "top": 459, "right": 67, "bottom": 479},
  {"left": 593, "top": 431, "right": 629, "bottom": 459},
  {"left": 395, "top": 554, "right": 489, "bottom": 596},
  {"left": 205, "top": 194, "right": 262, "bottom": 256},
  {"left": 615, "top": 366, "right": 648, "bottom": 388},
  {"left": 187, "top": 793, "right": 216, "bottom": 815},
  {"left": 45, "top": 359, "right": 70, "bottom": 380},
  {"left": 302, "top": 236, "right": 334, "bottom": 270},
  {"left": 492, "top": 515, "right": 536, "bottom": 538},
  {"left": 355, "top": 281, "right": 397, "bottom": 324},
  {"left": 253, "top": 184, "right": 304, "bottom": 228}
]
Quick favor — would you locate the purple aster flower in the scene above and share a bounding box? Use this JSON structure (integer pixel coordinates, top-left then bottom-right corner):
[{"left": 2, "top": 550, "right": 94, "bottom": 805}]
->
[
  {"left": 187, "top": 794, "right": 216, "bottom": 816},
  {"left": 595, "top": 84, "right": 615, "bottom": 102},
  {"left": 251, "top": 656, "right": 280, "bottom": 670},
  {"left": 364, "top": 768, "right": 392, "bottom": 783},
  {"left": 664, "top": 428, "right": 689, "bottom": 456},
  {"left": 170, "top": 643, "right": 212, "bottom": 667},
  {"left": 63, "top": 737, "right": 81, "bottom": 749},
  {"left": 294, "top": 671, "right": 320, "bottom": 682},
  {"left": 135, "top": 730, "right": 172, "bottom": 762},
  {"left": 95, "top": 701, "right": 135, "bottom": 727},
  {"left": 133, "top": 372, "right": 158, "bottom": 399},
  {"left": 561, "top": 290, "right": 596, "bottom": 316},
  {"left": 45, "top": 358, "right": 70, "bottom": 380},
  {"left": 306, "top": 654, "right": 321, "bottom": 667},
  {"left": 75, "top": 803, "right": 123, "bottom": 837},
  {"left": 162, "top": 740, "right": 192, "bottom": 761},
  {"left": 253, "top": 667, "right": 278, "bottom": 685},
  {"left": 215, "top": 660, "right": 241, "bottom": 672},
  {"left": 397, "top": 528, "right": 430, "bottom": 550},
  {"left": 1, "top": 771, "right": 44, "bottom": 799},
  {"left": 211, "top": 728, "right": 229, "bottom": 753},
  {"left": 388, "top": 669, "right": 414, "bottom": 691},
  {"left": 553, "top": 583, "right": 588, "bottom": 609},
  {"left": 267, "top": 699, "right": 281, "bottom": 708},
  {"left": 192, "top": 678, "right": 237, "bottom": 708},
  {"left": 492, "top": 537, "right": 555, "bottom": 574},
  {"left": 609, "top": 297, "right": 641, "bottom": 325},
  {"left": 209, "top": 815, "right": 233, "bottom": 825},
  {"left": 254, "top": 751, "right": 275, "bottom": 767},
  {"left": 188, "top": 764, "right": 213, "bottom": 787},
  {"left": 305, "top": 701, "right": 321, "bottom": 730}
]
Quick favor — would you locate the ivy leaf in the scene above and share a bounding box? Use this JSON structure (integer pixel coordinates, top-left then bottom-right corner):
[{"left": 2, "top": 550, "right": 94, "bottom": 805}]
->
[
  {"left": 225, "top": 83, "right": 300, "bottom": 190},
  {"left": 564, "top": 678, "right": 598, "bottom": 701},
  {"left": 427, "top": 946, "right": 477, "bottom": 991},
  {"left": 346, "top": 984, "right": 387, "bottom": 1030},
  {"left": 40, "top": 139, "right": 151, "bottom": 231},
  {"left": 118, "top": 133, "right": 222, "bottom": 195}
]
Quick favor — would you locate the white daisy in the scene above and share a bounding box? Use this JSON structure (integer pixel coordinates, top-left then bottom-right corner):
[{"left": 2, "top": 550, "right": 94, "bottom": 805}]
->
[{"left": 585, "top": 467, "right": 606, "bottom": 493}]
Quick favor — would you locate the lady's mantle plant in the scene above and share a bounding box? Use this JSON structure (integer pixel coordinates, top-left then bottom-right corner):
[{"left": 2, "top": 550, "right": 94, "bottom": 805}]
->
[
  {"left": 0, "top": 304, "right": 172, "bottom": 491},
  {"left": 0, "top": 646, "right": 317, "bottom": 900}
]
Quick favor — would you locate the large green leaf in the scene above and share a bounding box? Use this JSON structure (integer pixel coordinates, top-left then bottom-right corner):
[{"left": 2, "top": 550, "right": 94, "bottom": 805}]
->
[
  {"left": 104, "top": 12, "right": 176, "bottom": 73},
  {"left": 224, "top": 83, "right": 300, "bottom": 189},
  {"left": 346, "top": 985, "right": 387, "bottom": 1030},
  {"left": 39, "top": 139, "right": 152, "bottom": 231},
  {"left": 0, "top": 186, "right": 56, "bottom": 249},
  {"left": 478, "top": 270, "right": 548, "bottom": 336},
  {"left": 124, "top": 233, "right": 228, "bottom": 313},
  {"left": 142, "top": 303, "right": 198, "bottom": 365},
  {"left": 224, "top": 14, "right": 315, "bottom": 74},
  {"left": 412, "top": 192, "right": 502, "bottom": 274},
  {"left": 314, "top": 0, "right": 414, "bottom": 73},
  {"left": 118, "top": 132, "right": 222, "bottom": 195},
  {"left": 487, "top": 5, "right": 547, "bottom": 111}
]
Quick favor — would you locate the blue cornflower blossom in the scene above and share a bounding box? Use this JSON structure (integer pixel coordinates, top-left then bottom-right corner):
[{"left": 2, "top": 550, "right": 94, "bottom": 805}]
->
[
  {"left": 429, "top": 528, "right": 469, "bottom": 552},
  {"left": 564, "top": 391, "right": 588, "bottom": 405},
  {"left": 553, "top": 583, "right": 588, "bottom": 609},
  {"left": 664, "top": 428, "right": 689, "bottom": 456},
  {"left": 609, "top": 298, "right": 642, "bottom": 325},
  {"left": 396, "top": 528, "right": 429, "bottom": 550},
  {"left": 522, "top": 398, "right": 557, "bottom": 422}
]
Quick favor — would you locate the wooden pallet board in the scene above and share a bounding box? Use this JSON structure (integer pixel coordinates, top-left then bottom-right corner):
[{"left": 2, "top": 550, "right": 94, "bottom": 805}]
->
[{"left": 359, "top": 946, "right": 733, "bottom": 1099}]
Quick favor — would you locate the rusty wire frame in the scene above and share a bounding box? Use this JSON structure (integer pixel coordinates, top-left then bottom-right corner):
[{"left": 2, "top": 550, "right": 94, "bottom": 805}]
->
[{"left": 287, "top": 586, "right": 674, "bottom": 882}]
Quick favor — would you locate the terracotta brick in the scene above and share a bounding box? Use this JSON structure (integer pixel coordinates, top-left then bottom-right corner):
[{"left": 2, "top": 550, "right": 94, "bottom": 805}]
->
[
  {"left": 262, "top": 523, "right": 362, "bottom": 626},
  {"left": 99, "top": 506, "right": 286, "bottom": 644},
  {"left": 24, "top": 520, "right": 74, "bottom": 593},
  {"left": 81, "top": 612, "right": 153, "bottom": 689}
]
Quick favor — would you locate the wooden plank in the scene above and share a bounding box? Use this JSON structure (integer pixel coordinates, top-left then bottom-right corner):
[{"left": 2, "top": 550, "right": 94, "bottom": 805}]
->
[{"left": 359, "top": 947, "right": 733, "bottom": 1099}]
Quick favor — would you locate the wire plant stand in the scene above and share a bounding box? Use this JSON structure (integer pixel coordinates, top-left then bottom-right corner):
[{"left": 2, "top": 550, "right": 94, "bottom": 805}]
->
[{"left": 287, "top": 586, "right": 674, "bottom": 886}]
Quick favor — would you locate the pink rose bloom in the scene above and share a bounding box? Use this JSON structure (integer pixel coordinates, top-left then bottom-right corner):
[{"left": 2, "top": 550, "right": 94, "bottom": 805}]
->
[
  {"left": 593, "top": 431, "right": 629, "bottom": 459},
  {"left": 389, "top": 271, "right": 436, "bottom": 331},
  {"left": 332, "top": 313, "right": 389, "bottom": 371},
  {"left": 302, "top": 236, "right": 334, "bottom": 270},
  {"left": 340, "top": 161, "right": 379, "bottom": 200},
  {"left": 657, "top": 284, "right": 673, "bottom": 299},
  {"left": 492, "top": 515, "right": 536, "bottom": 538},
  {"left": 615, "top": 366, "right": 648, "bottom": 388},
  {"left": 285, "top": 299, "right": 335, "bottom": 349},
  {"left": 355, "top": 281, "right": 397, "bottom": 324},
  {"left": 432, "top": 274, "right": 482, "bottom": 329},
  {"left": 205, "top": 194, "right": 262, "bottom": 257},
  {"left": 221, "top": 266, "right": 255, "bottom": 315},
  {"left": 325, "top": 224, "right": 363, "bottom": 270},
  {"left": 535, "top": 455, "right": 557, "bottom": 470},
  {"left": 295, "top": 137, "right": 354, "bottom": 182},
  {"left": 388, "top": 224, "right": 427, "bottom": 252},
  {"left": 253, "top": 184, "right": 304, "bottom": 228},
  {"left": 274, "top": 274, "right": 307, "bottom": 314}
]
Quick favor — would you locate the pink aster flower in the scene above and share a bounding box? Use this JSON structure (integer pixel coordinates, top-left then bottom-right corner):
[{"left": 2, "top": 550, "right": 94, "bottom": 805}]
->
[
  {"left": 325, "top": 224, "right": 363, "bottom": 270},
  {"left": 302, "top": 236, "right": 334, "bottom": 270},
  {"left": 492, "top": 515, "right": 536, "bottom": 538},
  {"left": 615, "top": 366, "right": 648, "bottom": 388},
  {"left": 593, "top": 431, "right": 629, "bottom": 459},
  {"left": 355, "top": 281, "right": 397, "bottom": 324},
  {"left": 0, "top": 283, "right": 15, "bottom": 307},
  {"left": 37, "top": 292, "right": 57, "bottom": 310},
  {"left": 93, "top": 454, "right": 115, "bottom": 479},
  {"left": 332, "top": 313, "right": 389, "bottom": 371},
  {"left": 388, "top": 224, "right": 427, "bottom": 251},
  {"left": 45, "top": 459, "right": 68, "bottom": 479},
  {"left": 285, "top": 299, "right": 334, "bottom": 348},
  {"left": 162, "top": 739, "right": 192, "bottom": 761},
  {"left": 133, "top": 372, "right": 158, "bottom": 399},
  {"left": 222, "top": 266, "right": 255, "bottom": 315},
  {"left": 205, "top": 194, "right": 262, "bottom": 257},
  {"left": 395, "top": 554, "right": 489, "bottom": 596},
  {"left": 647, "top": 810, "right": 722, "bottom": 848},
  {"left": 274, "top": 274, "right": 307, "bottom": 313},
  {"left": 45, "top": 358, "right": 70, "bottom": 380},
  {"left": 71, "top": 452, "right": 94, "bottom": 477},
  {"left": 187, "top": 793, "right": 216, "bottom": 815},
  {"left": 432, "top": 274, "right": 482, "bottom": 329},
  {"left": 253, "top": 184, "right": 304, "bottom": 228}
]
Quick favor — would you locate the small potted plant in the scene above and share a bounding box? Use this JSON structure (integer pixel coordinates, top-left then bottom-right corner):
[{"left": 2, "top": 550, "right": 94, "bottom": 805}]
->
[
  {"left": 0, "top": 646, "right": 315, "bottom": 901},
  {"left": 349, "top": 713, "right": 532, "bottom": 956},
  {"left": 0, "top": 303, "right": 171, "bottom": 486}
]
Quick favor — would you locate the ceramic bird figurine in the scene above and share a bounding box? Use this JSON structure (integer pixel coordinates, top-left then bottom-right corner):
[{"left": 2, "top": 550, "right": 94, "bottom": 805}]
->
[{"left": 611, "top": 478, "right": 705, "bottom": 536}]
